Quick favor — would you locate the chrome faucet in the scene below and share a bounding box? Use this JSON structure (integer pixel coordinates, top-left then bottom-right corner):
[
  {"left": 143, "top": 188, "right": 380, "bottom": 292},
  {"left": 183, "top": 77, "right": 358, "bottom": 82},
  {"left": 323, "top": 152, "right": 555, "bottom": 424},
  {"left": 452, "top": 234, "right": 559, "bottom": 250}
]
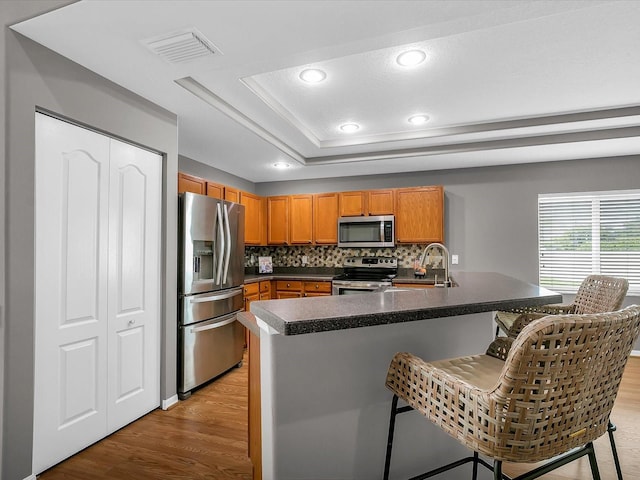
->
[{"left": 419, "top": 242, "right": 451, "bottom": 287}]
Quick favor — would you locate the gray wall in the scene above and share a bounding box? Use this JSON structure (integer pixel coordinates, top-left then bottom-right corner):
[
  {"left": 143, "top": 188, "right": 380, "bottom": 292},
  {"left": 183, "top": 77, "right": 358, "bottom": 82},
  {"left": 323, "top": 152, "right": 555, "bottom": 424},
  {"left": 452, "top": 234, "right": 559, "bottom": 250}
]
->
[
  {"left": 179, "top": 154, "right": 256, "bottom": 193},
  {"left": 3, "top": 2, "right": 179, "bottom": 478}
]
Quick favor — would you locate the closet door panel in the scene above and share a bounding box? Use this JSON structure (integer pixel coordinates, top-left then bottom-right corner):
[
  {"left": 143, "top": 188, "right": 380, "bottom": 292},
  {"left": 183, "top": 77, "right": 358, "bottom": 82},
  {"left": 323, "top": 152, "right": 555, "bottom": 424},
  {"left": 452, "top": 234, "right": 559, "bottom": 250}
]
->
[
  {"left": 34, "top": 113, "right": 110, "bottom": 474},
  {"left": 107, "top": 139, "right": 161, "bottom": 432}
]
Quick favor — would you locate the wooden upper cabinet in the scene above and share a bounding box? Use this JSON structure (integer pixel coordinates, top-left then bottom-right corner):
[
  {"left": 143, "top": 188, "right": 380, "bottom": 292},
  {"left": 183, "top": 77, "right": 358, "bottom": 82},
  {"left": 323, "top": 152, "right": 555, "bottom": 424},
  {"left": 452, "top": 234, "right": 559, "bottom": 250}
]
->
[
  {"left": 178, "top": 172, "right": 206, "bottom": 195},
  {"left": 289, "top": 194, "right": 313, "bottom": 244},
  {"left": 367, "top": 189, "right": 395, "bottom": 215},
  {"left": 339, "top": 191, "right": 366, "bottom": 216},
  {"left": 224, "top": 186, "right": 240, "bottom": 203},
  {"left": 206, "top": 181, "right": 224, "bottom": 199},
  {"left": 395, "top": 186, "right": 444, "bottom": 244},
  {"left": 313, "top": 193, "right": 339, "bottom": 244},
  {"left": 267, "top": 196, "right": 289, "bottom": 245},
  {"left": 240, "top": 191, "right": 266, "bottom": 246}
]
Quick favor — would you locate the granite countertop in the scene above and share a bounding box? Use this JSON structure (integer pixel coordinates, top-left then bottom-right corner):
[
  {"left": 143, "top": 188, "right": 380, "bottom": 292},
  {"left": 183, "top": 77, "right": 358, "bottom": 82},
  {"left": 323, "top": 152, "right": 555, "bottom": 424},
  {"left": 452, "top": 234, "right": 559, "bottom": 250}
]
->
[{"left": 249, "top": 272, "right": 562, "bottom": 336}]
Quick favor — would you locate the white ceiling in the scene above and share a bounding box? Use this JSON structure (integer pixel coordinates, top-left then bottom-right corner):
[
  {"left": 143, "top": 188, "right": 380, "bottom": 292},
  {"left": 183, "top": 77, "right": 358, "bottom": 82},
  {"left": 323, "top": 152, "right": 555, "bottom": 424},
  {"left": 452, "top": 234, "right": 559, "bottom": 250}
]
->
[{"left": 11, "top": 0, "right": 640, "bottom": 182}]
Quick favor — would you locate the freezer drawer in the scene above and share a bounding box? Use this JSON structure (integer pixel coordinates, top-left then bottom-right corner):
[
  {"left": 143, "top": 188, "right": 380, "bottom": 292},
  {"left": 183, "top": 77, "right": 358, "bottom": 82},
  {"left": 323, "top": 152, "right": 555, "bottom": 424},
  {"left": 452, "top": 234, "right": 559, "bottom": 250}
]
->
[
  {"left": 179, "top": 312, "right": 244, "bottom": 395},
  {"left": 181, "top": 287, "right": 244, "bottom": 326}
]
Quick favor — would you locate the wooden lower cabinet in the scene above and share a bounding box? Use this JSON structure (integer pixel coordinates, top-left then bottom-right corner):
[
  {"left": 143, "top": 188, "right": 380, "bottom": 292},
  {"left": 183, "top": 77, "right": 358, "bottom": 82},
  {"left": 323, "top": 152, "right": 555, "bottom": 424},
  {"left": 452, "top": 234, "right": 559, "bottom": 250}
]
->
[
  {"left": 303, "top": 281, "right": 332, "bottom": 297},
  {"left": 275, "top": 280, "right": 332, "bottom": 298},
  {"left": 275, "top": 280, "right": 303, "bottom": 299}
]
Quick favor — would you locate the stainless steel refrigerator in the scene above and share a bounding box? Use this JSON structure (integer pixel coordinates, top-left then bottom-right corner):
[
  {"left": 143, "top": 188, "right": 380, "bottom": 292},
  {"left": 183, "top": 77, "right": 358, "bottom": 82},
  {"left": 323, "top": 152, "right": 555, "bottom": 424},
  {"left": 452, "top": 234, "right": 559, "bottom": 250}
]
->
[{"left": 178, "top": 192, "right": 245, "bottom": 398}]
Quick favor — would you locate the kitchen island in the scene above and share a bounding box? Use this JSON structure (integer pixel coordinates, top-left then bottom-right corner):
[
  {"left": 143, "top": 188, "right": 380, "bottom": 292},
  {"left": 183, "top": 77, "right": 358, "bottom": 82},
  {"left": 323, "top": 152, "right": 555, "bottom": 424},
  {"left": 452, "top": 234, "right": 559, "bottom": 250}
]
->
[{"left": 244, "top": 272, "right": 561, "bottom": 480}]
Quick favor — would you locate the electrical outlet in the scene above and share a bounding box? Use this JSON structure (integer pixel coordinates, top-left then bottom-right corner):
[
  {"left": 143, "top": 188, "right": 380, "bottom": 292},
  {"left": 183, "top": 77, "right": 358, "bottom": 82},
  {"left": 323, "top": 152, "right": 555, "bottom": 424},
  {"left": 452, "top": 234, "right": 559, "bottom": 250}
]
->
[
  {"left": 451, "top": 254, "right": 459, "bottom": 265},
  {"left": 302, "top": 255, "right": 309, "bottom": 265}
]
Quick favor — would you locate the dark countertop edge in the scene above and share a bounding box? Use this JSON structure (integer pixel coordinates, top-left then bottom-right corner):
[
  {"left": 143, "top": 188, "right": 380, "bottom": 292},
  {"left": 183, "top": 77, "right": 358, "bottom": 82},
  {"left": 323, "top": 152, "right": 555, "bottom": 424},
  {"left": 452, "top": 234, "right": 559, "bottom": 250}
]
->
[
  {"left": 276, "top": 294, "right": 562, "bottom": 335},
  {"left": 245, "top": 274, "right": 444, "bottom": 284},
  {"left": 245, "top": 273, "right": 336, "bottom": 283}
]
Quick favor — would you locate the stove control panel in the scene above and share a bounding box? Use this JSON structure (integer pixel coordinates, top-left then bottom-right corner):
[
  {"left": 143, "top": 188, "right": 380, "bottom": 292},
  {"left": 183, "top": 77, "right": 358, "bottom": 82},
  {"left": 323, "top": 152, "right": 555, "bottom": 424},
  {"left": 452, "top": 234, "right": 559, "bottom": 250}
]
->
[{"left": 343, "top": 256, "right": 397, "bottom": 268}]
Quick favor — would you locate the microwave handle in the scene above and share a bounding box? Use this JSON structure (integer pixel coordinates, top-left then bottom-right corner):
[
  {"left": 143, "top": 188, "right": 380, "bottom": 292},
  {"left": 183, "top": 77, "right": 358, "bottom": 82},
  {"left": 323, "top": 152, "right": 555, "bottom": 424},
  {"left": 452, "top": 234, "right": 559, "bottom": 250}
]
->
[{"left": 380, "top": 221, "right": 385, "bottom": 242}]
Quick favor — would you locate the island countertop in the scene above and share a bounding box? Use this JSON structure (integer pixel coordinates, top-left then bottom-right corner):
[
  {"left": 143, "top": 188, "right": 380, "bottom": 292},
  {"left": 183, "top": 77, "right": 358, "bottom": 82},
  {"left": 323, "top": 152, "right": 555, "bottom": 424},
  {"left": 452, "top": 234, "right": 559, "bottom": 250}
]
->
[{"left": 250, "top": 271, "right": 562, "bottom": 336}]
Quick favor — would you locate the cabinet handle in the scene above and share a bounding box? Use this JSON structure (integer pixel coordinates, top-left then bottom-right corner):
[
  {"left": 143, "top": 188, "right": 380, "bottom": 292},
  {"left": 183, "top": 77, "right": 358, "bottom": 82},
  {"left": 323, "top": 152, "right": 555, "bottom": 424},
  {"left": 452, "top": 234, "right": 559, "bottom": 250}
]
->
[
  {"left": 287, "top": 283, "right": 291, "bottom": 287},
  {"left": 315, "top": 284, "right": 319, "bottom": 289}
]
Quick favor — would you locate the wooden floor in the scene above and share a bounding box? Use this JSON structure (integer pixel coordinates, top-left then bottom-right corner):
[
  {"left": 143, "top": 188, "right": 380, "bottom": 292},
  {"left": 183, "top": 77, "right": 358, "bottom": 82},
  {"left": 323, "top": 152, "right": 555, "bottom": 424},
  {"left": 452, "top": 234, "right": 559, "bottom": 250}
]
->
[{"left": 40, "top": 356, "right": 640, "bottom": 480}]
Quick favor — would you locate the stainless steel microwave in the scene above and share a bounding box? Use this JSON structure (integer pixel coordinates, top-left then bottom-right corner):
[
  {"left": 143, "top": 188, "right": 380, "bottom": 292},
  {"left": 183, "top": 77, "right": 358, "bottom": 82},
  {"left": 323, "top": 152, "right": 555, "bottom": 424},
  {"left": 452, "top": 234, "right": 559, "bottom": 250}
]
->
[{"left": 337, "top": 215, "right": 395, "bottom": 248}]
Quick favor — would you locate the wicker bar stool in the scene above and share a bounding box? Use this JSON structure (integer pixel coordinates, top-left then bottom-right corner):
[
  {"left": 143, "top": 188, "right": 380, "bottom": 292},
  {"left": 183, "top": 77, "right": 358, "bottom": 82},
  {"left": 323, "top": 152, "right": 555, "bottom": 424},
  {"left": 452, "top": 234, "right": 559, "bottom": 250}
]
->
[
  {"left": 490, "top": 275, "right": 629, "bottom": 479},
  {"left": 494, "top": 275, "right": 629, "bottom": 338},
  {"left": 383, "top": 305, "right": 640, "bottom": 480}
]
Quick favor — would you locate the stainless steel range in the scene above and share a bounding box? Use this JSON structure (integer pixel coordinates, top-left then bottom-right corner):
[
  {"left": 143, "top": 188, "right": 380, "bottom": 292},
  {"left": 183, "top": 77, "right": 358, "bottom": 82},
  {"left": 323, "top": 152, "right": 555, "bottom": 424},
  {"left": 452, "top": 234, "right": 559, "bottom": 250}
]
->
[{"left": 332, "top": 256, "right": 398, "bottom": 295}]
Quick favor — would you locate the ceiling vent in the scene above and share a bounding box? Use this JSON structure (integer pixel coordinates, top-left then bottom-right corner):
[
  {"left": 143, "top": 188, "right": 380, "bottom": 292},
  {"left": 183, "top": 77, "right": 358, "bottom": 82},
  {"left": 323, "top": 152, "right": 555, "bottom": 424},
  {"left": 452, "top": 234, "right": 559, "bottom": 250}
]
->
[{"left": 143, "top": 28, "right": 221, "bottom": 64}]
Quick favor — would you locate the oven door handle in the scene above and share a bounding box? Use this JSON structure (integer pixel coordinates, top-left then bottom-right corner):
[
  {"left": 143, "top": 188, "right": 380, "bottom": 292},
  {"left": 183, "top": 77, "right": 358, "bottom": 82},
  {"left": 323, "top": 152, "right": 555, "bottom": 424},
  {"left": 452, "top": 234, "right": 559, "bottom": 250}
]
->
[{"left": 333, "top": 281, "right": 389, "bottom": 289}]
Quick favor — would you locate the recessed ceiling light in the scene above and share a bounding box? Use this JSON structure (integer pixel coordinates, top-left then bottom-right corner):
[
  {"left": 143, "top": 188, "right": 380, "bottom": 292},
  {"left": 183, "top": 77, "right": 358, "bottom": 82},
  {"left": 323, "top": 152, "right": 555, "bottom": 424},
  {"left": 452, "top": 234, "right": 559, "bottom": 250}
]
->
[
  {"left": 339, "top": 123, "right": 360, "bottom": 133},
  {"left": 299, "top": 68, "right": 326, "bottom": 83},
  {"left": 273, "top": 162, "right": 291, "bottom": 169},
  {"left": 408, "top": 114, "right": 430, "bottom": 126},
  {"left": 396, "top": 49, "right": 427, "bottom": 67}
]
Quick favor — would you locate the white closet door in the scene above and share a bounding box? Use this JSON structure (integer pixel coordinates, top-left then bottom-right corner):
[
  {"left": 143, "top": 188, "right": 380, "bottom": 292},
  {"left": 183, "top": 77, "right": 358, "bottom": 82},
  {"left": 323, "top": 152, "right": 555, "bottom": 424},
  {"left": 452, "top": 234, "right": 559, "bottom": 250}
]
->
[
  {"left": 34, "top": 115, "right": 162, "bottom": 474},
  {"left": 107, "top": 138, "right": 161, "bottom": 431},
  {"left": 34, "top": 114, "right": 110, "bottom": 473}
]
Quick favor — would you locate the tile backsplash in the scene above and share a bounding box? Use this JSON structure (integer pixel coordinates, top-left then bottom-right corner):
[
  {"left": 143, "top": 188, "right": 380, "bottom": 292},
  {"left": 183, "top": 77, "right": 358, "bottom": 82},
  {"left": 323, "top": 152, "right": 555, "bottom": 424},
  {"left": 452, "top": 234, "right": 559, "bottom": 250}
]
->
[{"left": 245, "top": 245, "right": 429, "bottom": 268}]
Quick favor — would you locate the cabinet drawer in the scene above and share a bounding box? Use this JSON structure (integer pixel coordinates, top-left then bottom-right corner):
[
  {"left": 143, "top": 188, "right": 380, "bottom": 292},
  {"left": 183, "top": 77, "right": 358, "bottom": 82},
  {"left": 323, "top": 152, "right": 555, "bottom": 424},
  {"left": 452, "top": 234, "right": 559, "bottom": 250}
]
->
[
  {"left": 303, "top": 281, "right": 331, "bottom": 293},
  {"left": 259, "top": 280, "right": 271, "bottom": 294},
  {"left": 276, "top": 280, "right": 303, "bottom": 291},
  {"left": 244, "top": 283, "right": 259, "bottom": 296}
]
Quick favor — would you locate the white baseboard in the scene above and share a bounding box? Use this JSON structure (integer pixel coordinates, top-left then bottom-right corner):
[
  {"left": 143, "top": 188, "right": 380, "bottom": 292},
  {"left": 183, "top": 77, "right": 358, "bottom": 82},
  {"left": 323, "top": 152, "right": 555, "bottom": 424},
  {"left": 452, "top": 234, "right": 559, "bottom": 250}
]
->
[
  {"left": 23, "top": 475, "right": 37, "bottom": 480},
  {"left": 631, "top": 350, "right": 640, "bottom": 357},
  {"left": 162, "top": 394, "right": 179, "bottom": 410}
]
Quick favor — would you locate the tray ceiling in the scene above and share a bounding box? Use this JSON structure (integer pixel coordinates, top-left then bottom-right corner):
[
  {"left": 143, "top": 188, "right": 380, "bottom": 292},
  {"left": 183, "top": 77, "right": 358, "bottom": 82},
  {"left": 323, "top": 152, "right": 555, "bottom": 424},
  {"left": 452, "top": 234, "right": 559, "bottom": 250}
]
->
[{"left": 11, "top": 0, "right": 640, "bottom": 182}]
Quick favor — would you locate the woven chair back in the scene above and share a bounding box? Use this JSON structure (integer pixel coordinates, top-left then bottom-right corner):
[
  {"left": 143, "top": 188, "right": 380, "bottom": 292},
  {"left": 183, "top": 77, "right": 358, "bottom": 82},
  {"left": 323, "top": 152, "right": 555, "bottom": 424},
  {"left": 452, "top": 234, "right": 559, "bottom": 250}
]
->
[
  {"left": 490, "top": 305, "right": 640, "bottom": 462},
  {"left": 572, "top": 275, "right": 629, "bottom": 314}
]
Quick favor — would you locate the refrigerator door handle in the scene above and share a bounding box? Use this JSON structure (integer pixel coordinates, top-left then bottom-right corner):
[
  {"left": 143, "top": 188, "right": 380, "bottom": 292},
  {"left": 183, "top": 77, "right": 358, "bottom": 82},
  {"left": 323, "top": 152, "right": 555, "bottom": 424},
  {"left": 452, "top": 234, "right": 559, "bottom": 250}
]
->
[
  {"left": 215, "top": 203, "right": 224, "bottom": 285},
  {"left": 222, "top": 204, "right": 232, "bottom": 283},
  {"left": 190, "top": 316, "right": 236, "bottom": 333},
  {"left": 189, "top": 288, "right": 243, "bottom": 303}
]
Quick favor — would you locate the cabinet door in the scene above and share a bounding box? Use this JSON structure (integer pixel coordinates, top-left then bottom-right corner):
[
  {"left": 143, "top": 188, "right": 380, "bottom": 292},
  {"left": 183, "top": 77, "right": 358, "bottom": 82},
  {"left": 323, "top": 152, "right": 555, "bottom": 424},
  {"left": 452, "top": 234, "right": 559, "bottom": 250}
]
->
[
  {"left": 225, "top": 186, "right": 240, "bottom": 203},
  {"left": 313, "top": 193, "right": 339, "bottom": 244},
  {"left": 241, "top": 191, "right": 266, "bottom": 245},
  {"left": 268, "top": 196, "right": 289, "bottom": 245},
  {"left": 206, "top": 181, "right": 224, "bottom": 199},
  {"left": 303, "top": 281, "right": 332, "bottom": 297},
  {"left": 290, "top": 194, "right": 313, "bottom": 244},
  {"left": 395, "top": 186, "right": 444, "bottom": 243},
  {"left": 178, "top": 172, "right": 206, "bottom": 194},
  {"left": 368, "top": 189, "right": 395, "bottom": 215},
  {"left": 276, "top": 291, "right": 303, "bottom": 299},
  {"left": 339, "top": 191, "right": 366, "bottom": 216}
]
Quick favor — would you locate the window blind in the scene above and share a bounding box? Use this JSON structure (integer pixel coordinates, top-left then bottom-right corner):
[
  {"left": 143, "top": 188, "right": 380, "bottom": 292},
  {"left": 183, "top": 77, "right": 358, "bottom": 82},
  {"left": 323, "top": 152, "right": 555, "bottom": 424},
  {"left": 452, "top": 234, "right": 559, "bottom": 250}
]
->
[{"left": 539, "top": 191, "right": 640, "bottom": 295}]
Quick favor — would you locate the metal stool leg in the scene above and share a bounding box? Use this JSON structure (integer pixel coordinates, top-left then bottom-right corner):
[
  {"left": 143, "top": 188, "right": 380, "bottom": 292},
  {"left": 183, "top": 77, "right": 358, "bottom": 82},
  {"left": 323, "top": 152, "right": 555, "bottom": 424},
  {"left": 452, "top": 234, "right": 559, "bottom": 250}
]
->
[
  {"left": 383, "top": 394, "right": 399, "bottom": 480},
  {"left": 586, "top": 442, "right": 602, "bottom": 480},
  {"left": 608, "top": 421, "right": 624, "bottom": 480},
  {"left": 493, "top": 459, "right": 502, "bottom": 480},
  {"left": 471, "top": 451, "right": 479, "bottom": 480}
]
